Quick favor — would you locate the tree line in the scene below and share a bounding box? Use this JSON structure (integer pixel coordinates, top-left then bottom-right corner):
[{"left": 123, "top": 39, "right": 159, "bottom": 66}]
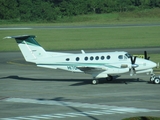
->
[{"left": 0, "top": 0, "right": 160, "bottom": 22}]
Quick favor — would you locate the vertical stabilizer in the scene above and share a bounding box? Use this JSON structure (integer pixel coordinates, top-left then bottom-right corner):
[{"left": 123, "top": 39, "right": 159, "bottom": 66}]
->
[{"left": 4, "top": 35, "right": 47, "bottom": 63}]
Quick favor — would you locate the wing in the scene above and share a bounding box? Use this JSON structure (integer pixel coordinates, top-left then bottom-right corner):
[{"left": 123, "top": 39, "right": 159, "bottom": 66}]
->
[
  {"left": 77, "top": 64, "right": 128, "bottom": 78},
  {"left": 76, "top": 62, "right": 120, "bottom": 73},
  {"left": 77, "top": 66, "right": 107, "bottom": 73},
  {"left": 77, "top": 65, "right": 110, "bottom": 78}
]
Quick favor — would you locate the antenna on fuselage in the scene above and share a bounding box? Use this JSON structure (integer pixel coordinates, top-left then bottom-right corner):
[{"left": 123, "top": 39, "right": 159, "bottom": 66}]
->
[{"left": 81, "top": 50, "right": 85, "bottom": 54}]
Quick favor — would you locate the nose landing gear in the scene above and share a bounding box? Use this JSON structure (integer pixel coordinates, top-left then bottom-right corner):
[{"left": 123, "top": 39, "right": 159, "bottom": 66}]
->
[{"left": 150, "top": 75, "right": 160, "bottom": 84}]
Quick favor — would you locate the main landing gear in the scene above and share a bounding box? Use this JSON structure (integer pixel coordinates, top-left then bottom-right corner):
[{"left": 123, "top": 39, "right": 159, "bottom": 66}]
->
[
  {"left": 106, "top": 75, "right": 113, "bottom": 81},
  {"left": 92, "top": 76, "right": 113, "bottom": 85},
  {"left": 150, "top": 74, "right": 160, "bottom": 84},
  {"left": 92, "top": 79, "right": 99, "bottom": 85}
]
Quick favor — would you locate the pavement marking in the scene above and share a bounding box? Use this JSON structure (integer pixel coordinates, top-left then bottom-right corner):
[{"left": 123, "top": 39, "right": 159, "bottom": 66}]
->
[
  {"left": 1, "top": 109, "right": 159, "bottom": 120},
  {"left": 1, "top": 98, "right": 159, "bottom": 120},
  {"left": 3, "top": 98, "right": 160, "bottom": 112},
  {"left": 0, "top": 28, "right": 32, "bottom": 30}
]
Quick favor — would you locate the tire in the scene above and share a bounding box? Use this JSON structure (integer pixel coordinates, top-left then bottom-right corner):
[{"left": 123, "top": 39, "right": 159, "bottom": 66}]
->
[
  {"left": 92, "top": 79, "right": 98, "bottom": 85},
  {"left": 106, "top": 76, "right": 113, "bottom": 81},
  {"left": 154, "top": 77, "right": 160, "bottom": 84}
]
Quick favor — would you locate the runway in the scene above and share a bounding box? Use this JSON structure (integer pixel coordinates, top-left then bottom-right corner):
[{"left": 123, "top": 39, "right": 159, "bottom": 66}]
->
[
  {"left": 0, "top": 51, "right": 160, "bottom": 120},
  {"left": 1, "top": 23, "right": 160, "bottom": 30}
]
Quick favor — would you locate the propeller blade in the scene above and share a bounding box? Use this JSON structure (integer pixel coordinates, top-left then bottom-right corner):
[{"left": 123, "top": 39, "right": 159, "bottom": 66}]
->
[
  {"left": 144, "top": 51, "right": 147, "bottom": 59},
  {"left": 156, "top": 62, "right": 159, "bottom": 68},
  {"left": 144, "top": 51, "right": 150, "bottom": 60},
  {"left": 130, "top": 56, "right": 137, "bottom": 64},
  {"left": 133, "top": 56, "right": 137, "bottom": 64},
  {"left": 130, "top": 68, "right": 136, "bottom": 76}
]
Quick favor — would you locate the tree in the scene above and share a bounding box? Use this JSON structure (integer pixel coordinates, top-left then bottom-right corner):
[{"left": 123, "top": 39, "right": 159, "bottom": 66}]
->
[
  {"left": 0, "top": 0, "right": 18, "bottom": 20},
  {"left": 17, "top": 0, "right": 32, "bottom": 21},
  {"left": 0, "top": 0, "right": 159, "bottom": 22}
]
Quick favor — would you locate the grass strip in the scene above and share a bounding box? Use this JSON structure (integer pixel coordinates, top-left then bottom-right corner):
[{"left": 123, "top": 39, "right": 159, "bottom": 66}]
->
[{"left": 1, "top": 26, "right": 160, "bottom": 51}]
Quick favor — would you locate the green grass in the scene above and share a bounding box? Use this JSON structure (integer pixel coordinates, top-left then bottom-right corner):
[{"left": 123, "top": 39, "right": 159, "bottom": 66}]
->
[
  {"left": 0, "top": 9, "right": 160, "bottom": 67},
  {"left": 150, "top": 54, "right": 160, "bottom": 63},
  {"left": 1, "top": 26, "right": 160, "bottom": 51}
]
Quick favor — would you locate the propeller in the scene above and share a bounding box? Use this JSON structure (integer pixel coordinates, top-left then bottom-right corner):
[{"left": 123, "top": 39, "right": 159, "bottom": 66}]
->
[
  {"left": 144, "top": 51, "right": 150, "bottom": 60},
  {"left": 130, "top": 56, "right": 138, "bottom": 76},
  {"left": 157, "top": 62, "right": 159, "bottom": 68}
]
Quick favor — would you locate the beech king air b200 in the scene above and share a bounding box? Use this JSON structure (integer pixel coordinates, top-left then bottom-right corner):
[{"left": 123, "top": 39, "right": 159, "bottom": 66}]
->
[{"left": 4, "top": 35, "right": 159, "bottom": 84}]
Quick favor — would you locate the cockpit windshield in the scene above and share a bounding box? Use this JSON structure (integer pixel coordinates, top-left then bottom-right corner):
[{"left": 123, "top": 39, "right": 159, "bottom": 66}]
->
[{"left": 125, "top": 53, "right": 132, "bottom": 58}]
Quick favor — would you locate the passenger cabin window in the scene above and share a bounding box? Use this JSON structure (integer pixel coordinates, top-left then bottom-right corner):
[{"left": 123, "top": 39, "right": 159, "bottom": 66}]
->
[
  {"left": 84, "top": 57, "right": 88, "bottom": 61},
  {"left": 66, "top": 58, "right": 70, "bottom": 61},
  {"left": 76, "top": 57, "right": 80, "bottom": 61},
  {"left": 95, "top": 56, "right": 99, "bottom": 60},
  {"left": 118, "top": 55, "right": 123, "bottom": 59},
  {"left": 101, "top": 56, "right": 104, "bottom": 60},
  {"left": 90, "top": 56, "right": 94, "bottom": 60},
  {"left": 106, "top": 55, "right": 110, "bottom": 60}
]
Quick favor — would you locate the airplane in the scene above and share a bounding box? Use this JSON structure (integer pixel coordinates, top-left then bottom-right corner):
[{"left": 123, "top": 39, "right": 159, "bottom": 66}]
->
[{"left": 4, "top": 35, "right": 159, "bottom": 84}]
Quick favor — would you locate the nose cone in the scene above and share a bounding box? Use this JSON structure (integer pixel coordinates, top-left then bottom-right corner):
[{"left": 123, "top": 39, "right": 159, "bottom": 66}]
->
[
  {"left": 136, "top": 58, "right": 157, "bottom": 70},
  {"left": 149, "top": 61, "right": 157, "bottom": 68}
]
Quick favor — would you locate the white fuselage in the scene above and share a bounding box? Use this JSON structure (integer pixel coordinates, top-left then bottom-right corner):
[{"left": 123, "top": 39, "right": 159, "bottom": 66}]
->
[{"left": 36, "top": 51, "right": 157, "bottom": 78}]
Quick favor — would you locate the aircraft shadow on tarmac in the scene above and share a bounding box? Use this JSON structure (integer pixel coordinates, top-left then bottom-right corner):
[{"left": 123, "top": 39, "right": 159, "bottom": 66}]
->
[
  {"left": 37, "top": 97, "right": 71, "bottom": 101},
  {"left": 0, "top": 75, "right": 150, "bottom": 86}
]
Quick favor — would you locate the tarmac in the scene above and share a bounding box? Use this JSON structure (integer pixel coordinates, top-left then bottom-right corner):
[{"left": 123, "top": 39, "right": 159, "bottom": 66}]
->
[{"left": 0, "top": 51, "right": 160, "bottom": 120}]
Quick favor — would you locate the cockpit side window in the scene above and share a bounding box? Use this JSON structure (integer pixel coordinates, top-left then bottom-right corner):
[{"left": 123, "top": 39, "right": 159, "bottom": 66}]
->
[
  {"left": 125, "top": 53, "right": 132, "bottom": 58},
  {"left": 118, "top": 55, "right": 123, "bottom": 59},
  {"left": 124, "top": 56, "right": 127, "bottom": 59}
]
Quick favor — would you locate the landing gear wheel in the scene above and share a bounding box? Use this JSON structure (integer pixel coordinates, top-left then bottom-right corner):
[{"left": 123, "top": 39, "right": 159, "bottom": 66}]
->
[
  {"left": 106, "top": 76, "right": 113, "bottom": 81},
  {"left": 153, "top": 77, "right": 160, "bottom": 84},
  {"left": 150, "top": 75, "right": 155, "bottom": 82},
  {"left": 92, "top": 79, "right": 98, "bottom": 85}
]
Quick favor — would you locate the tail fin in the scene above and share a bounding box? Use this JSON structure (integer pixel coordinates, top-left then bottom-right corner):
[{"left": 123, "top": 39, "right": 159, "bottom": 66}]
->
[{"left": 4, "top": 35, "right": 48, "bottom": 63}]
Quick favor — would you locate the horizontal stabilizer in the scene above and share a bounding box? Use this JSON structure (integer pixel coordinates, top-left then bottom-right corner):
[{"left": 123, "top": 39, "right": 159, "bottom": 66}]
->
[{"left": 4, "top": 35, "right": 35, "bottom": 39}]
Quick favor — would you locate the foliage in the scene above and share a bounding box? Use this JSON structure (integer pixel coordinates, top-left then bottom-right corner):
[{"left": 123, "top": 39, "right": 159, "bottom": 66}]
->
[{"left": 0, "top": 0, "right": 160, "bottom": 22}]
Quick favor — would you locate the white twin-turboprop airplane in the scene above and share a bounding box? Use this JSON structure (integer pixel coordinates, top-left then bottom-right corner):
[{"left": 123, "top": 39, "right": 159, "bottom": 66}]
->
[{"left": 4, "top": 35, "right": 159, "bottom": 84}]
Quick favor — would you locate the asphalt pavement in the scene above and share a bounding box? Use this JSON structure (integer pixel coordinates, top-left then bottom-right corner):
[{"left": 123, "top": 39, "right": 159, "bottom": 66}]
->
[{"left": 0, "top": 51, "right": 160, "bottom": 120}]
